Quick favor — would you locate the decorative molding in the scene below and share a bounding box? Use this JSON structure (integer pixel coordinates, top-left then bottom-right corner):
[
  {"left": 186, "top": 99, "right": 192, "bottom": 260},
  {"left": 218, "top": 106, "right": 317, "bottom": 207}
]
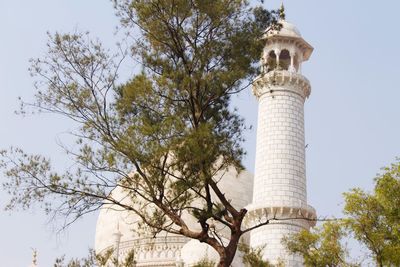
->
[
  {"left": 244, "top": 204, "right": 317, "bottom": 229},
  {"left": 100, "top": 236, "right": 189, "bottom": 267},
  {"left": 252, "top": 70, "right": 311, "bottom": 99}
]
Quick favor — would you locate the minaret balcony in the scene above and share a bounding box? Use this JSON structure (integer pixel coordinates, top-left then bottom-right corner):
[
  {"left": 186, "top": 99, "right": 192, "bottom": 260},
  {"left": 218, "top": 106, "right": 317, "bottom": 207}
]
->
[
  {"left": 252, "top": 70, "right": 311, "bottom": 100},
  {"left": 244, "top": 204, "right": 317, "bottom": 229}
]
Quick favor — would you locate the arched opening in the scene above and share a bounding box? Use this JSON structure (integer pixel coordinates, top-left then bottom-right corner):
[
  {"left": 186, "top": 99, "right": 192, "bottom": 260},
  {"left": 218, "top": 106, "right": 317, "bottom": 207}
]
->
[
  {"left": 280, "top": 49, "right": 291, "bottom": 70},
  {"left": 266, "top": 50, "right": 277, "bottom": 72}
]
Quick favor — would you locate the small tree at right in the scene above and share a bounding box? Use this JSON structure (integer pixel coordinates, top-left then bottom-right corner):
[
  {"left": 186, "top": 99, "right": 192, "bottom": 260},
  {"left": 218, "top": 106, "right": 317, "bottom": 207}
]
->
[
  {"left": 283, "top": 161, "right": 400, "bottom": 267},
  {"left": 343, "top": 161, "right": 400, "bottom": 267},
  {"left": 282, "top": 221, "right": 354, "bottom": 267}
]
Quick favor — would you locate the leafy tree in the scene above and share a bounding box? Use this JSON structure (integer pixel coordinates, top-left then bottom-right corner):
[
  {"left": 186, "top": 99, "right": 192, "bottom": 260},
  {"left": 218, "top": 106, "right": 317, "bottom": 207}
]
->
[
  {"left": 282, "top": 221, "right": 356, "bottom": 267},
  {"left": 284, "top": 161, "right": 400, "bottom": 267},
  {"left": 240, "top": 244, "right": 273, "bottom": 267},
  {"left": 53, "top": 250, "right": 98, "bottom": 267},
  {"left": 54, "top": 248, "right": 136, "bottom": 267},
  {"left": 343, "top": 161, "right": 400, "bottom": 267},
  {"left": 193, "top": 258, "right": 216, "bottom": 267},
  {"left": 0, "top": 1, "right": 280, "bottom": 266}
]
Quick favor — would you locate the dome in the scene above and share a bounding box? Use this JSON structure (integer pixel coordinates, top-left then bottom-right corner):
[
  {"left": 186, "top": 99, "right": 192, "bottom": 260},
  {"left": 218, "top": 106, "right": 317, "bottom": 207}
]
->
[
  {"left": 263, "top": 18, "right": 313, "bottom": 62},
  {"left": 180, "top": 239, "right": 247, "bottom": 267},
  {"left": 279, "top": 20, "right": 302, "bottom": 37},
  {"left": 180, "top": 240, "right": 220, "bottom": 266},
  {"left": 267, "top": 20, "right": 302, "bottom": 38},
  {"left": 94, "top": 167, "right": 254, "bottom": 266}
]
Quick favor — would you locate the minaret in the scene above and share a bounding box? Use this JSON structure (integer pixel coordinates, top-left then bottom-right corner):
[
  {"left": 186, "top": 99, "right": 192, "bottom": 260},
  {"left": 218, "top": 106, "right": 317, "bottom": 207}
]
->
[{"left": 246, "top": 6, "right": 317, "bottom": 266}]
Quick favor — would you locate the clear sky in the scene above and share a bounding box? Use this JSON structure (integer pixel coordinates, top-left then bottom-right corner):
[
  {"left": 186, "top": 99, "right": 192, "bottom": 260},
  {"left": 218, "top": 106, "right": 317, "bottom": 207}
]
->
[{"left": 1, "top": 0, "right": 400, "bottom": 266}]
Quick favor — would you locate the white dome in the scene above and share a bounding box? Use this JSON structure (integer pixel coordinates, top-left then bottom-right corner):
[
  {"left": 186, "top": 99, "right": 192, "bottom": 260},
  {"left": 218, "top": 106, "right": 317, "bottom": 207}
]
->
[
  {"left": 267, "top": 20, "right": 302, "bottom": 38},
  {"left": 180, "top": 240, "right": 220, "bottom": 266},
  {"left": 94, "top": 167, "right": 254, "bottom": 266},
  {"left": 264, "top": 19, "right": 313, "bottom": 61},
  {"left": 180, "top": 238, "right": 247, "bottom": 267}
]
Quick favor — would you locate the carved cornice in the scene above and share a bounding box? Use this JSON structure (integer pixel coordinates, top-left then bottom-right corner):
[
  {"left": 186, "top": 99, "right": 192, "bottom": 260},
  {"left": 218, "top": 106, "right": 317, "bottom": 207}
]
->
[
  {"left": 265, "top": 37, "right": 313, "bottom": 61},
  {"left": 100, "top": 236, "right": 189, "bottom": 267},
  {"left": 252, "top": 70, "right": 311, "bottom": 100},
  {"left": 244, "top": 204, "right": 317, "bottom": 228}
]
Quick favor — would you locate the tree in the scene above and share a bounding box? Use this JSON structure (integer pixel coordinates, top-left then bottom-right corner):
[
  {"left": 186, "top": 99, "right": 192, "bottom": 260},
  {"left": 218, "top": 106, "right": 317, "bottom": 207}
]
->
[
  {"left": 0, "top": 1, "right": 280, "bottom": 266},
  {"left": 343, "top": 161, "right": 400, "bottom": 267},
  {"left": 283, "top": 161, "right": 400, "bottom": 267},
  {"left": 53, "top": 248, "right": 136, "bottom": 267},
  {"left": 239, "top": 244, "right": 274, "bottom": 267},
  {"left": 282, "top": 221, "right": 356, "bottom": 267}
]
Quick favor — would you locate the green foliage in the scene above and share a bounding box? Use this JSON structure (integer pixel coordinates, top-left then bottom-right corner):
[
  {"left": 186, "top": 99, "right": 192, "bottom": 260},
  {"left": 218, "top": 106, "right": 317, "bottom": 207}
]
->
[
  {"left": 240, "top": 244, "right": 273, "bottom": 267},
  {"left": 120, "top": 249, "right": 136, "bottom": 266},
  {"left": 193, "top": 258, "right": 216, "bottom": 267},
  {"left": 284, "top": 161, "right": 400, "bottom": 267},
  {"left": 54, "top": 248, "right": 136, "bottom": 267},
  {"left": 343, "top": 161, "right": 400, "bottom": 267},
  {"left": 54, "top": 249, "right": 98, "bottom": 267},
  {"left": 0, "top": 1, "right": 280, "bottom": 266},
  {"left": 239, "top": 244, "right": 287, "bottom": 267},
  {"left": 282, "top": 222, "right": 356, "bottom": 267}
]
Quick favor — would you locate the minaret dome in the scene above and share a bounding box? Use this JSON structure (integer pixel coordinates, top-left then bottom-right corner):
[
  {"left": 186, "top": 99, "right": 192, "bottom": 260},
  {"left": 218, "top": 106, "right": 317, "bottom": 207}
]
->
[{"left": 261, "top": 18, "right": 313, "bottom": 76}]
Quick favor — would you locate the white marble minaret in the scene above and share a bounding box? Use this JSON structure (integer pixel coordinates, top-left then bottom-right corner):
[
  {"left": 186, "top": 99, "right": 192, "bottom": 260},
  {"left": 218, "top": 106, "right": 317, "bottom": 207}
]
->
[{"left": 246, "top": 7, "right": 317, "bottom": 267}]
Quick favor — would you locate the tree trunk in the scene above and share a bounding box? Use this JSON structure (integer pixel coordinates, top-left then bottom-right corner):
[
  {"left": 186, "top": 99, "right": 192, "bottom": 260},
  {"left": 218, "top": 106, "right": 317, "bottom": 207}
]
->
[
  {"left": 217, "top": 254, "right": 233, "bottom": 267},
  {"left": 216, "top": 240, "right": 239, "bottom": 267}
]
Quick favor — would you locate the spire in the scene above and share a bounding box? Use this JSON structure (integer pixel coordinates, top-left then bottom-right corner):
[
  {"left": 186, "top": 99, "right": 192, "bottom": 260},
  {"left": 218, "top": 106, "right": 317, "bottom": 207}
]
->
[
  {"left": 279, "top": 2, "right": 286, "bottom": 21},
  {"left": 30, "top": 249, "right": 38, "bottom": 267}
]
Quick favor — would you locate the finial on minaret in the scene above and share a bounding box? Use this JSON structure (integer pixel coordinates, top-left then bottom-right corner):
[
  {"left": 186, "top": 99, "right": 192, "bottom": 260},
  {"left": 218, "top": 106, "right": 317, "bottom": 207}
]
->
[
  {"left": 30, "top": 248, "right": 38, "bottom": 267},
  {"left": 279, "top": 2, "right": 286, "bottom": 20}
]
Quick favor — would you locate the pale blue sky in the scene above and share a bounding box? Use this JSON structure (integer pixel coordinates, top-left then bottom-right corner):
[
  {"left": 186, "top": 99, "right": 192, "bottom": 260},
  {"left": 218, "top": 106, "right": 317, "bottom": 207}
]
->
[{"left": 1, "top": 0, "right": 400, "bottom": 266}]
